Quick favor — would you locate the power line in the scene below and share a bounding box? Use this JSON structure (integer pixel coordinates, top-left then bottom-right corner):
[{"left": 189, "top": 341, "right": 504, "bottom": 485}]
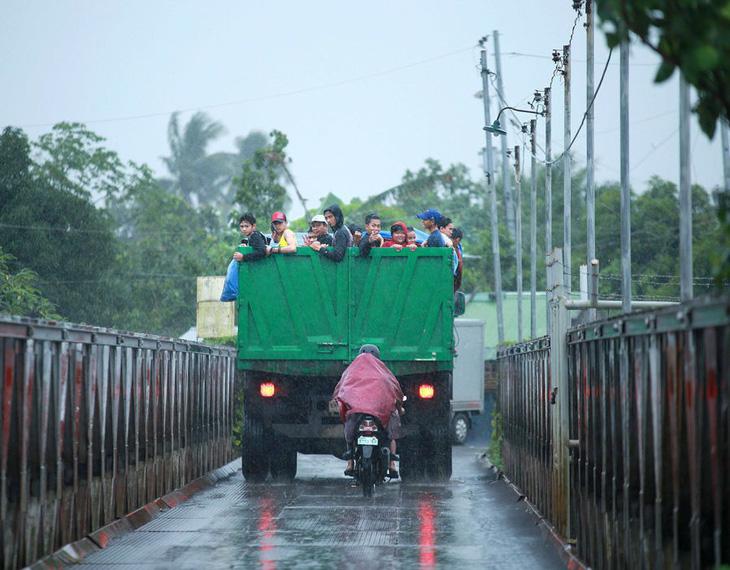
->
[
  {"left": 0, "top": 222, "right": 230, "bottom": 238},
  {"left": 504, "top": 51, "right": 657, "bottom": 67},
  {"left": 17, "top": 46, "right": 474, "bottom": 129}
]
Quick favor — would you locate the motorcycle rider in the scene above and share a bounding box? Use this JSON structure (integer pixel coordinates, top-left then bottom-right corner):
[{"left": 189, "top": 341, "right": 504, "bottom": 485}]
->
[{"left": 332, "top": 344, "right": 403, "bottom": 479}]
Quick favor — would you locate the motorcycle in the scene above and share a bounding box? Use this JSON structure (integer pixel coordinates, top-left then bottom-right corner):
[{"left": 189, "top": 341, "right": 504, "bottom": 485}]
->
[{"left": 353, "top": 413, "right": 391, "bottom": 497}]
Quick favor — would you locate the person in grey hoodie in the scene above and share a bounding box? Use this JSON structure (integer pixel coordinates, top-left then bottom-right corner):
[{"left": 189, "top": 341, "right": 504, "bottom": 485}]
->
[{"left": 311, "top": 203, "right": 354, "bottom": 262}]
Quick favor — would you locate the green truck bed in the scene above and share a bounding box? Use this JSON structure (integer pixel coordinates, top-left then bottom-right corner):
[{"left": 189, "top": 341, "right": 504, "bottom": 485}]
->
[{"left": 237, "top": 247, "right": 455, "bottom": 376}]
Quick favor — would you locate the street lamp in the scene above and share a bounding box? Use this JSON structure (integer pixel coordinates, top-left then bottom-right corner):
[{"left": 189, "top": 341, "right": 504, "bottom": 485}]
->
[{"left": 484, "top": 106, "right": 542, "bottom": 137}]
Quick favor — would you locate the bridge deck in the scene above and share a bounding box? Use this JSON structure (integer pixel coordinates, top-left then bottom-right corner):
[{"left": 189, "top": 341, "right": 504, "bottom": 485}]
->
[{"left": 63, "top": 445, "right": 570, "bottom": 569}]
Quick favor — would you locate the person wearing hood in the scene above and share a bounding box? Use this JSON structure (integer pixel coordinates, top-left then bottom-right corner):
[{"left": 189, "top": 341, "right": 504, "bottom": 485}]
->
[
  {"left": 311, "top": 204, "right": 353, "bottom": 262},
  {"left": 383, "top": 222, "right": 417, "bottom": 252}
]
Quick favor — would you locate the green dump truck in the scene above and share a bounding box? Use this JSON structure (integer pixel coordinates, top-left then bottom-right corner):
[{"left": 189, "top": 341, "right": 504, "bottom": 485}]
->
[{"left": 236, "top": 246, "right": 460, "bottom": 482}]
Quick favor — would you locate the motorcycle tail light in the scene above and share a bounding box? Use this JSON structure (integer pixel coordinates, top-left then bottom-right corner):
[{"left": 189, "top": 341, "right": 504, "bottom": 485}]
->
[
  {"left": 418, "top": 384, "right": 435, "bottom": 399},
  {"left": 359, "top": 418, "right": 378, "bottom": 432},
  {"left": 260, "top": 382, "right": 276, "bottom": 397}
]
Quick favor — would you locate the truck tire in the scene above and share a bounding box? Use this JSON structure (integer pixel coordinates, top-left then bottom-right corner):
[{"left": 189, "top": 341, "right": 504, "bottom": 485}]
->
[
  {"left": 452, "top": 413, "right": 469, "bottom": 445},
  {"left": 241, "top": 415, "right": 269, "bottom": 482},
  {"left": 270, "top": 442, "right": 297, "bottom": 482},
  {"left": 426, "top": 426, "right": 452, "bottom": 481},
  {"left": 399, "top": 435, "right": 425, "bottom": 481}
]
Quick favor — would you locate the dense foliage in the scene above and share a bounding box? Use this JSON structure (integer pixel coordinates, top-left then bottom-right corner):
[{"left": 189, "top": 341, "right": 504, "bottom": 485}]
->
[
  {"left": 0, "top": 247, "right": 60, "bottom": 319},
  {"left": 0, "top": 116, "right": 724, "bottom": 337}
]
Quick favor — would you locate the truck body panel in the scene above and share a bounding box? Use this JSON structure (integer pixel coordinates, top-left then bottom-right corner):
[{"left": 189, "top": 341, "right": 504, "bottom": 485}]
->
[
  {"left": 451, "top": 319, "right": 485, "bottom": 413},
  {"left": 237, "top": 247, "right": 454, "bottom": 375},
  {"left": 236, "top": 246, "right": 456, "bottom": 481}
]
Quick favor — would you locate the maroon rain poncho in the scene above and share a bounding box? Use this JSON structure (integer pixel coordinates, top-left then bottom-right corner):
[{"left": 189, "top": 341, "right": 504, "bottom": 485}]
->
[{"left": 332, "top": 353, "right": 403, "bottom": 427}]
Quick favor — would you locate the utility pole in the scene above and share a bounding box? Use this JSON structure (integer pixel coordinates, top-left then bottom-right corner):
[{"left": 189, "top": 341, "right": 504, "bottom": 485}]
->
[
  {"left": 530, "top": 119, "right": 537, "bottom": 339},
  {"left": 563, "top": 45, "right": 572, "bottom": 295},
  {"left": 545, "top": 86, "right": 552, "bottom": 328},
  {"left": 481, "top": 49, "right": 505, "bottom": 345},
  {"left": 515, "top": 144, "right": 524, "bottom": 342},
  {"left": 722, "top": 118, "right": 730, "bottom": 191},
  {"left": 620, "top": 37, "right": 631, "bottom": 313},
  {"left": 493, "top": 30, "right": 516, "bottom": 243},
  {"left": 586, "top": 0, "right": 596, "bottom": 320},
  {"left": 679, "top": 74, "right": 693, "bottom": 301},
  {"left": 545, "top": 86, "right": 552, "bottom": 256}
]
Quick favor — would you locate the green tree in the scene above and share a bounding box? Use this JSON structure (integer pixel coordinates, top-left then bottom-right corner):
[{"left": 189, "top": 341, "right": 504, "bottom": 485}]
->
[
  {"left": 232, "top": 130, "right": 292, "bottom": 221},
  {"left": 0, "top": 247, "right": 61, "bottom": 319},
  {"left": 590, "top": 176, "right": 720, "bottom": 299},
  {"left": 595, "top": 0, "right": 730, "bottom": 136},
  {"left": 109, "top": 178, "right": 231, "bottom": 336},
  {"left": 0, "top": 126, "right": 117, "bottom": 324},
  {"left": 33, "top": 122, "right": 127, "bottom": 202},
  {"left": 160, "top": 112, "right": 230, "bottom": 206}
]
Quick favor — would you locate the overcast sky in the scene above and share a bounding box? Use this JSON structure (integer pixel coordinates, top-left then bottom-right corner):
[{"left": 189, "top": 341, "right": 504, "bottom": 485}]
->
[{"left": 2, "top": 1, "right": 725, "bottom": 219}]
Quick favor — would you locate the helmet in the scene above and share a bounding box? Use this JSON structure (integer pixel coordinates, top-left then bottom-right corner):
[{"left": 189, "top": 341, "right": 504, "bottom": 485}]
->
[{"left": 359, "top": 344, "right": 380, "bottom": 358}]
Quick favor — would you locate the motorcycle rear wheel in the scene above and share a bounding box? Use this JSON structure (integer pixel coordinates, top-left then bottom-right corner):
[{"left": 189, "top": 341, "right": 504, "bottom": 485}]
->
[{"left": 361, "top": 456, "right": 375, "bottom": 497}]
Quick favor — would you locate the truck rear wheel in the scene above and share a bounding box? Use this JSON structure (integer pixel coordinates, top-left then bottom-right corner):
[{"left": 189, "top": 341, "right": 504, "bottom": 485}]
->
[
  {"left": 426, "top": 426, "right": 452, "bottom": 481},
  {"left": 270, "top": 441, "right": 297, "bottom": 482},
  {"left": 241, "top": 415, "right": 269, "bottom": 482},
  {"left": 399, "top": 435, "right": 425, "bottom": 481}
]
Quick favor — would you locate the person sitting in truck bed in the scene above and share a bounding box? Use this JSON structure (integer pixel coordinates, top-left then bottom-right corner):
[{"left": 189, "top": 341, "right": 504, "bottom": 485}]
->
[
  {"left": 452, "top": 227, "right": 464, "bottom": 291},
  {"left": 406, "top": 226, "right": 421, "bottom": 247},
  {"left": 348, "top": 224, "right": 364, "bottom": 246},
  {"left": 333, "top": 344, "right": 403, "bottom": 479},
  {"left": 303, "top": 214, "right": 333, "bottom": 247},
  {"left": 417, "top": 208, "right": 447, "bottom": 248},
  {"left": 437, "top": 216, "right": 454, "bottom": 247},
  {"left": 383, "top": 222, "right": 417, "bottom": 252},
  {"left": 233, "top": 212, "right": 268, "bottom": 263},
  {"left": 266, "top": 211, "right": 297, "bottom": 256},
  {"left": 311, "top": 204, "right": 353, "bottom": 262},
  {"left": 358, "top": 213, "right": 384, "bottom": 258}
]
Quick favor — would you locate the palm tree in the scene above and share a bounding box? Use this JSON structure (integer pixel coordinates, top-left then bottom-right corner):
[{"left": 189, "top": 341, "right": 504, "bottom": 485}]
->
[{"left": 160, "top": 112, "right": 228, "bottom": 206}]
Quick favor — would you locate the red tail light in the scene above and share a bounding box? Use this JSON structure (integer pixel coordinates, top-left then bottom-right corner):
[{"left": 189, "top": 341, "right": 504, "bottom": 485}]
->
[
  {"left": 359, "top": 418, "right": 378, "bottom": 432},
  {"left": 260, "top": 382, "right": 276, "bottom": 397},
  {"left": 418, "top": 384, "right": 435, "bottom": 399}
]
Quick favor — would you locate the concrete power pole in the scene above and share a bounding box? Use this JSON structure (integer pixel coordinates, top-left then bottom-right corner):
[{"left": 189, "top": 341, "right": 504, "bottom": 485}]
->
[
  {"left": 679, "top": 75, "right": 693, "bottom": 301},
  {"left": 530, "top": 119, "right": 537, "bottom": 339},
  {"left": 515, "top": 144, "right": 524, "bottom": 342},
  {"left": 545, "top": 86, "right": 552, "bottom": 328},
  {"left": 563, "top": 45, "right": 572, "bottom": 295},
  {"left": 722, "top": 119, "right": 730, "bottom": 191},
  {"left": 493, "top": 31, "right": 516, "bottom": 243},
  {"left": 545, "top": 86, "right": 553, "bottom": 257},
  {"left": 480, "top": 49, "right": 505, "bottom": 345},
  {"left": 620, "top": 38, "right": 632, "bottom": 313},
  {"left": 586, "top": 0, "right": 596, "bottom": 320}
]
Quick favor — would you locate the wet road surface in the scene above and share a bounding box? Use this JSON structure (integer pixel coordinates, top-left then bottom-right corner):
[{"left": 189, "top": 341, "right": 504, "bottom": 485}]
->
[{"left": 72, "top": 444, "right": 567, "bottom": 569}]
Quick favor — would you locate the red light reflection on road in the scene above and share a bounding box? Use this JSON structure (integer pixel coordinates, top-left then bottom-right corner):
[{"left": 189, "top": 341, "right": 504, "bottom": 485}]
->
[
  {"left": 418, "top": 496, "right": 436, "bottom": 568},
  {"left": 258, "top": 497, "right": 277, "bottom": 570}
]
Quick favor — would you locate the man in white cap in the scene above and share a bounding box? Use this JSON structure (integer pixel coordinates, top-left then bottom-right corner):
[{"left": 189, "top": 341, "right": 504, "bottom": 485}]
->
[{"left": 303, "top": 214, "right": 333, "bottom": 246}]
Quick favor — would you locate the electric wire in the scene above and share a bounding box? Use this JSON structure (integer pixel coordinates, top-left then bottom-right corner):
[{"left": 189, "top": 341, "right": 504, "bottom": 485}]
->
[{"left": 18, "top": 46, "right": 474, "bottom": 129}]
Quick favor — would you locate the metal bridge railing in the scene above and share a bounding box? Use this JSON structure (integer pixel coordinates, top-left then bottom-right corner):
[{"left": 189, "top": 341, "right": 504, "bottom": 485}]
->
[
  {"left": 498, "top": 337, "right": 552, "bottom": 525},
  {"left": 499, "top": 293, "right": 730, "bottom": 569},
  {"left": 0, "top": 316, "right": 236, "bottom": 569}
]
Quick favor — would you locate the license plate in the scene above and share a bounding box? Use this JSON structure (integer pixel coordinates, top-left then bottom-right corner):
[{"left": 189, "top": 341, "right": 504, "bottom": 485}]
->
[{"left": 357, "top": 436, "right": 378, "bottom": 446}]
